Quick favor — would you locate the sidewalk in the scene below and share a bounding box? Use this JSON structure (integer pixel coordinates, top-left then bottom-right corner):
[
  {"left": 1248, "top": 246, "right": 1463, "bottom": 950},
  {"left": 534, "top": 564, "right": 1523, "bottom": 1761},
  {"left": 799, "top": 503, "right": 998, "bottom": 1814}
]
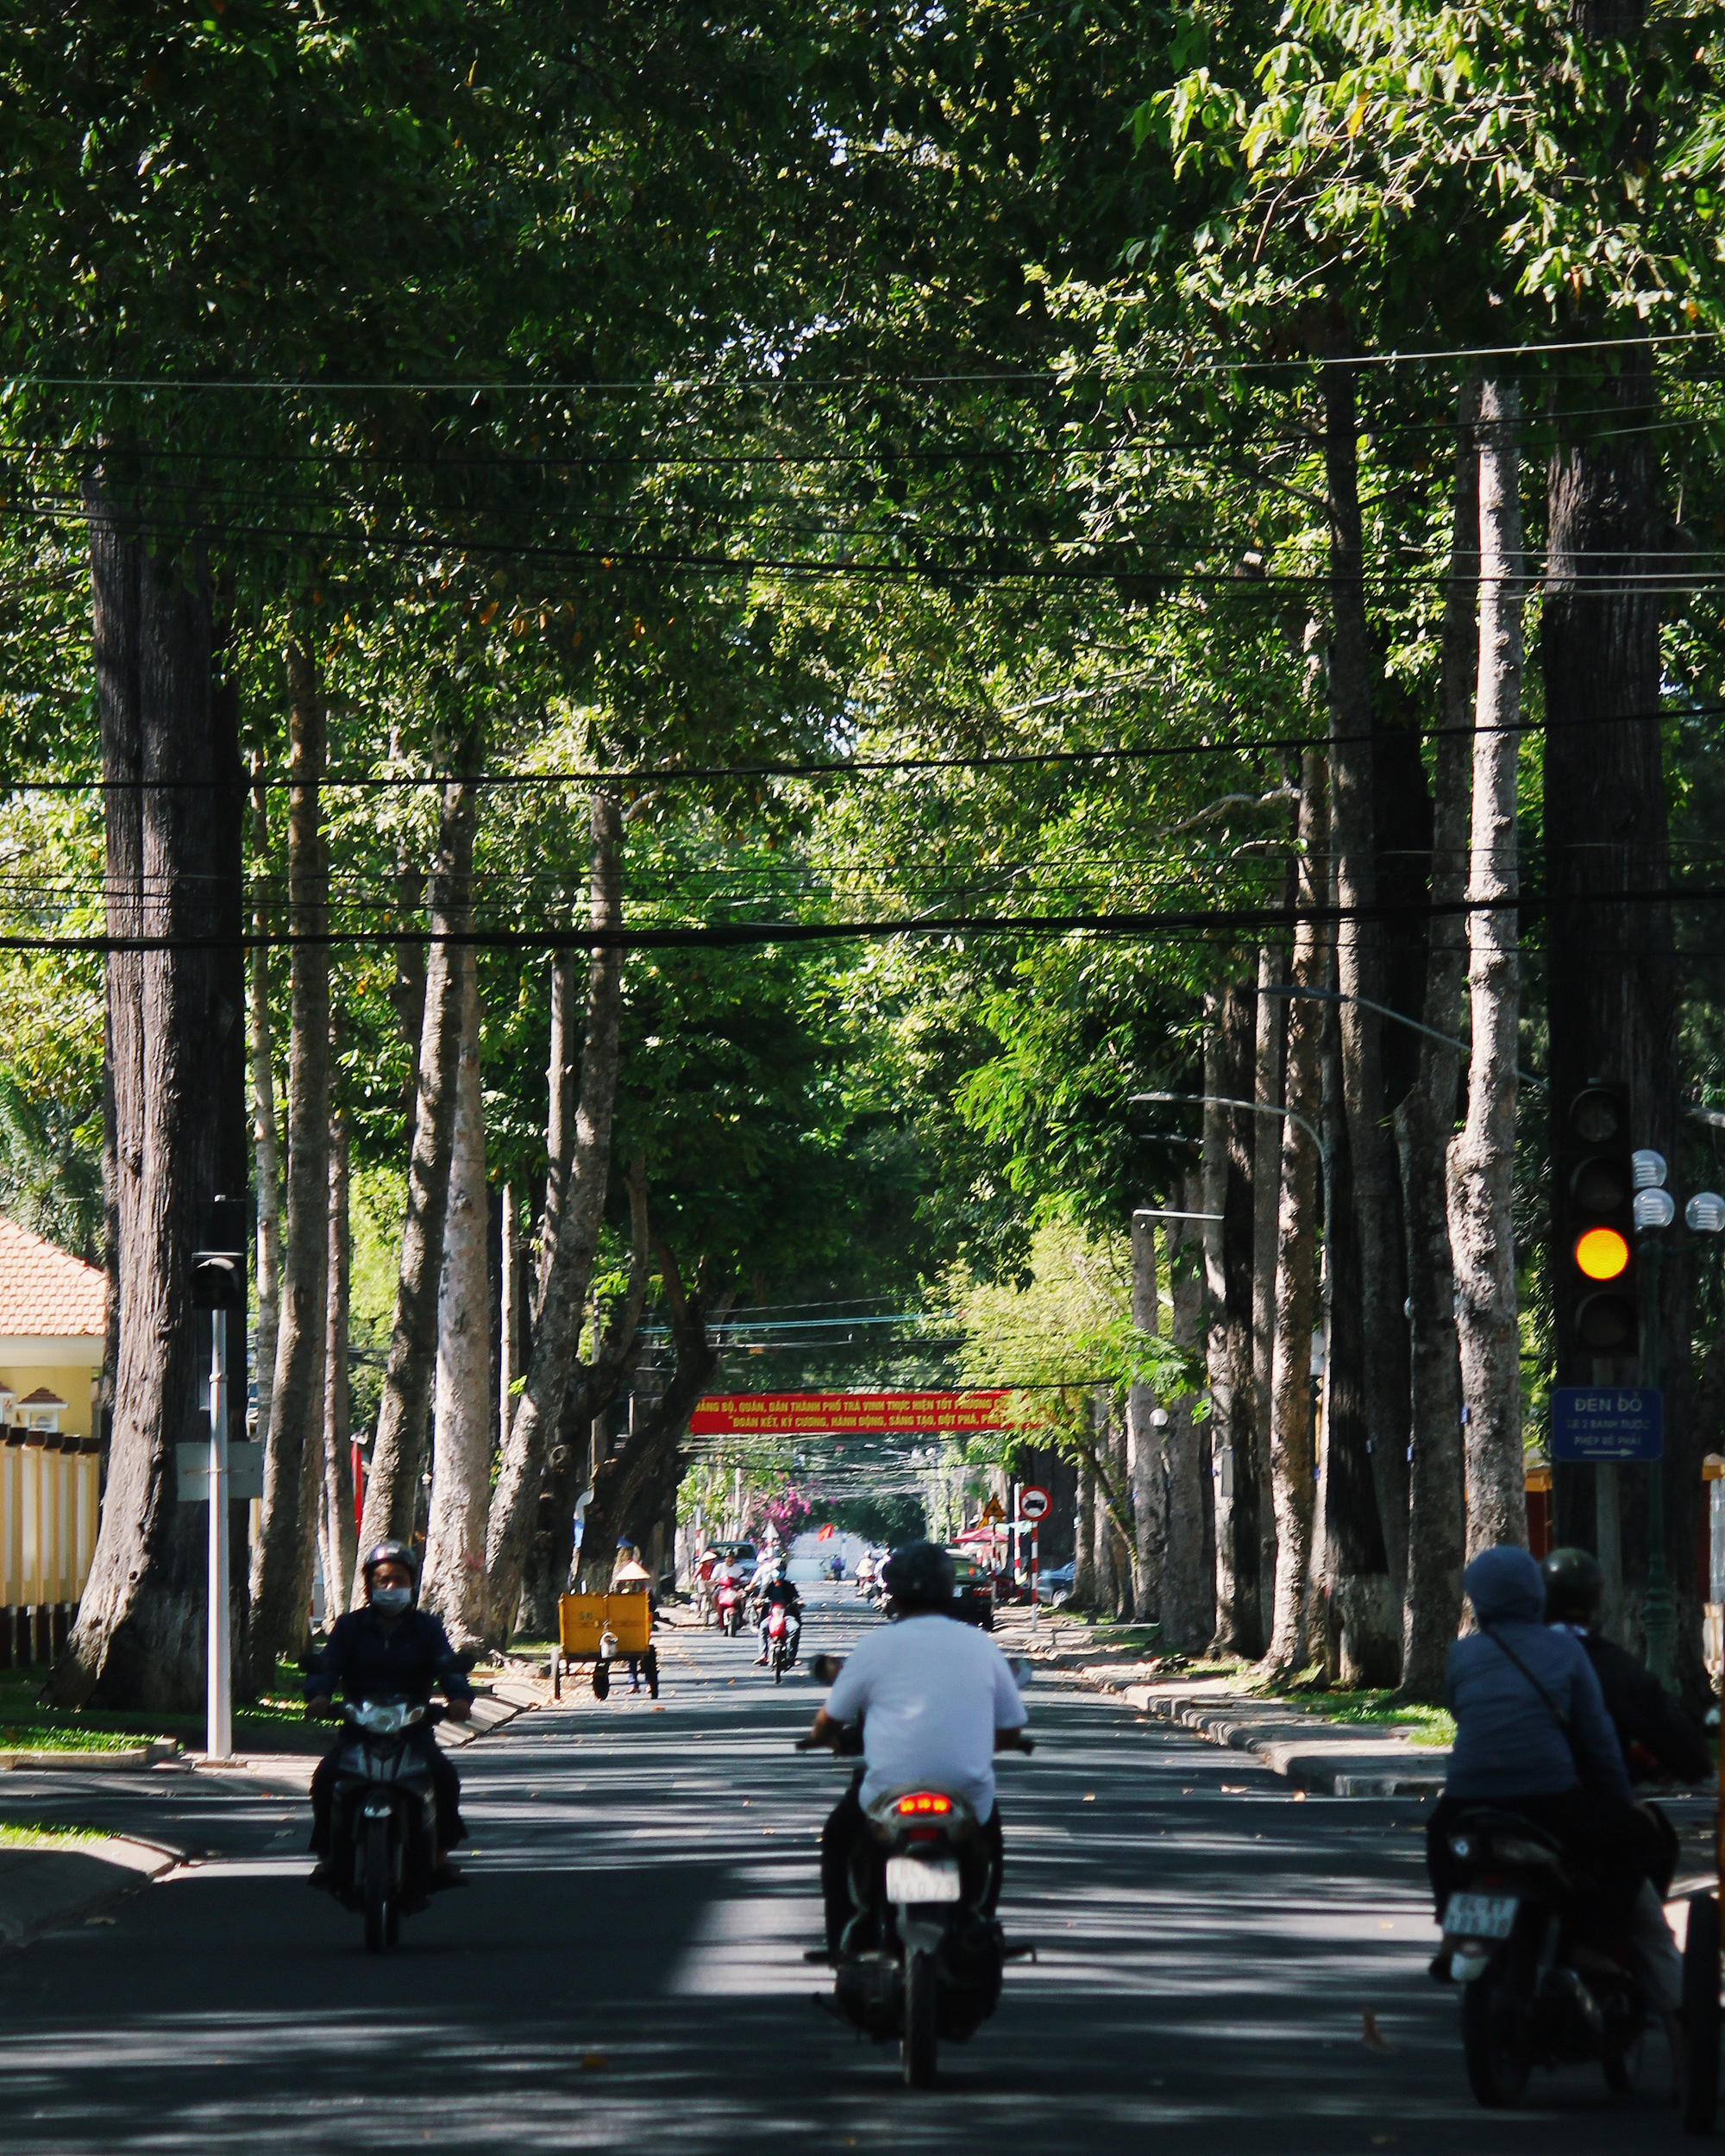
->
[
  {"left": 0, "top": 1833, "right": 182, "bottom": 1949},
  {"left": 997, "top": 1610, "right": 1451, "bottom": 1796}
]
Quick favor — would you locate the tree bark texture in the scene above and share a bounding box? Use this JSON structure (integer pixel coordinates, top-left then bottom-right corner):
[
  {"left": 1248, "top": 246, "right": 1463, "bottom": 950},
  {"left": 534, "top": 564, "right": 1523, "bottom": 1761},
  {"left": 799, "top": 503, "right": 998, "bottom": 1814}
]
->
[
  {"left": 322, "top": 1106, "right": 357, "bottom": 1623},
  {"left": 248, "top": 753, "right": 281, "bottom": 1475},
  {"left": 1324, "top": 350, "right": 1411, "bottom": 1612},
  {"left": 1213, "top": 983, "right": 1264, "bottom": 1658},
  {"left": 1450, "top": 379, "right": 1527, "bottom": 1562},
  {"left": 1393, "top": 381, "right": 1478, "bottom": 1697},
  {"left": 53, "top": 486, "right": 235, "bottom": 1710},
  {"left": 249, "top": 641, "right": 329, "bottom": 1672},
  {"left": 486, "top": 793, "right": 625, "bottom": 1640},
  {"left": 422, "top": 949, "right": 492, "bottom": 1647},
  {"left": 1262, "top": 748, "right": 1328, "bottom": 1673},
  {"left": 499, "top": 1186, "right": 519, "bottom": 1456},
  {"left": 354, "top": 768, "right": 480, "bottom": 1571}
]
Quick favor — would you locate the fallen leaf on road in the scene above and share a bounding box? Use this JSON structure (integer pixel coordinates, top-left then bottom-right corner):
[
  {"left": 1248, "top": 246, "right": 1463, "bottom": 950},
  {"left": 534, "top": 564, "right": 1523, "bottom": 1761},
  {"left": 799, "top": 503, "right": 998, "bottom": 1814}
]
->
[
  {"left": 1289, "top": 1790, "right": 1307, "bottom": 1802},
  {"left": 1361, "top": 2010, "right": 1396, "bottom": 2053},
  {"left": 1082, "top": 1794, "right": 1095, "bottom": 1802},
  {"left": 1220, "top": 1784, "right": 1250, "bottom": 1794},
  {"left": 580, "top": 2053, "right": 607, "bottom": 2072},
  {"left": 84, "top": 1916, "right": 116, "bottom": 1927}
]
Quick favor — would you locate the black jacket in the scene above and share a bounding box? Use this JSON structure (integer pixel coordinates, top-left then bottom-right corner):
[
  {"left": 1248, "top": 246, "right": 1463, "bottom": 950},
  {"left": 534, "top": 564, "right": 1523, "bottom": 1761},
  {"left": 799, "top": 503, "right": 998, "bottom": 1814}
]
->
[
  {"left": 304, "top": 1607, "right": 474, "bottom": 1709},
  {"left": 1573, "top": 1628, "right": 1710, "bottom": 1784}
]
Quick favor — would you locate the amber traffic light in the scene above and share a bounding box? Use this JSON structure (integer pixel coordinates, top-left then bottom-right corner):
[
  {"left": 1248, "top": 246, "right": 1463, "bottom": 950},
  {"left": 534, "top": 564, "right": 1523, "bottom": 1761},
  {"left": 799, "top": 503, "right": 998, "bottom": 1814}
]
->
[
  {"left": 1573, "top": 1226, "right": 1630, "bottom": 1282},
  {"left": 1559, "top": 1084, "right": 1637, "bottom": 1361}
]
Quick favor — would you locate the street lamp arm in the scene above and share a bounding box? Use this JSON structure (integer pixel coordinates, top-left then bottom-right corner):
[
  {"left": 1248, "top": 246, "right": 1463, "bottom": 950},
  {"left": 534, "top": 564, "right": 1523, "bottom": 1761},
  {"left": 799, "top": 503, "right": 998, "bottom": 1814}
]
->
[
  {"left": 1260, "top": 984, "right": 1544, "bottom": 1090},
  {"left": 1130, "top": 1090, "right": 1326, "bottom": 1168}
]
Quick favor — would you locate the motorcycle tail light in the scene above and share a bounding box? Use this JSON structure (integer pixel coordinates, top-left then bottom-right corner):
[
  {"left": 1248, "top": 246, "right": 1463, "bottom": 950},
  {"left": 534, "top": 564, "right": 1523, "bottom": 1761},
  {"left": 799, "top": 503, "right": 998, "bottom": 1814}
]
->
[{"left": 894, "top": 1793, "right": 953, "bottom": 1816}]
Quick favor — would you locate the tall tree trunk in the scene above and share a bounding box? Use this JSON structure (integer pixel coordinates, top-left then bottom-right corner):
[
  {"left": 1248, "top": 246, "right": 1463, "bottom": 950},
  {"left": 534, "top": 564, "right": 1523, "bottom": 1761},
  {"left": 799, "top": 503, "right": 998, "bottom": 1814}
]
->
[
  {"left": 1394, "top": 381, "right": 1478, "bottom": 1697},
  {"left": 52, "top": 486, "right": 224, "bottom": 1710},
  {"left": 1213, "top": 983, "right": 1264, "bottom": 1657},
  {"left": 389, "top": 788, "right": 427, "bottom": 1134},
  {"left": 1324, "top": 348, "right": 1410, "bottom": 1621},
  {"left": 249, "top": 641, "right": 329, "bottom": 1671},
  {"left": 1161, "top": 1172, "right": 1212, "bottom": 1648},
  {"left": 1261, "top": 748, "right": 1328, "bottom": 1673},
  {"left": 355, "top": 765, "right": 481, "bottom": 1570},
  {"left": 574, "top": 1242, "right": 732, "bottom": 1589},
  {"left": 423, "top": 949, "right": 492, "bottom": 1648},
  {"left": 1319, "top": 988, "right": 1399, "bottom": 1683},
  {"left": 248, "top": 752, "right": 281, "bottom": 1474},
  {"left": 1251, "top": 944, "right": 1286, "bottom": 1628},
  {"left": 536, "top": 950, "right": 578, "bottom": 1320},
  {"left": 1450, "top": 379, "right": 1527, "bottom": 1561},
  {"left": 1073, "top": 1457, "right": 1097, "bottom": 1608},
  {"left": 499, "top": 1186, "right": 519, "bottom": 1456},
  {"left": 322, "top": 1106, "right": 357, "bottom": 1622},
  {"left": 486, "top": 792, "right": 625, "bottom": 1640},
  {"left": 1126, "top": 1206, "right": 1161, "bottom": 1620},
  {"left": 1201, "top": 1011, "right": 1234, "bottom": 1646},
  {"left": 517, "top": 1154, "right": 651, "bottom": 1636}
]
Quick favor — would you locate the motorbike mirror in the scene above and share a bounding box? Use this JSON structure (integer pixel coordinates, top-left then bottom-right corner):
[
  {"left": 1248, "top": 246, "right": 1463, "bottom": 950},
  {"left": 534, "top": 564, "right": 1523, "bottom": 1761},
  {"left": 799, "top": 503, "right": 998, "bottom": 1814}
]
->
[
  {"left": 808, "top": 1652, "right": 845, "bottom": 1686},
  {"left": 1008, "top": 1658, "right": 1034, "bottom": 1692}
]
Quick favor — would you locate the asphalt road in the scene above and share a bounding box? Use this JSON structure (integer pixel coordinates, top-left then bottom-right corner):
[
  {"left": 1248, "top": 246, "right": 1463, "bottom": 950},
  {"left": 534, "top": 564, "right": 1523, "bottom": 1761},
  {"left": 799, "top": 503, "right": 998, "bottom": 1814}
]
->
[{"left": 0, "top": 1588, "right": 1706, "bottom": 2153}]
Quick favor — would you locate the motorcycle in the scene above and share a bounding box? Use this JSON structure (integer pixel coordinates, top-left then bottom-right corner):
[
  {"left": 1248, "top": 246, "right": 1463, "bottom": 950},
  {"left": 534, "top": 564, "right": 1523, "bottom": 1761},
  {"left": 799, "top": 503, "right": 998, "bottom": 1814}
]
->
[
  {"left": 323, "top": 1697, "right": 448, "bottom": 1953},
  {"left": 766, "top": 1600, "right": 800, "bottom": 1682},
  {"left": 803, "top": 1651, "right": 1034, "bottom": 2089},
  {"left": 1437, "top": 1804, "right": 1665, "bottom": 2106},
  {"left": 716, "top": 1576, "right": 747, "bottom": 1638}
]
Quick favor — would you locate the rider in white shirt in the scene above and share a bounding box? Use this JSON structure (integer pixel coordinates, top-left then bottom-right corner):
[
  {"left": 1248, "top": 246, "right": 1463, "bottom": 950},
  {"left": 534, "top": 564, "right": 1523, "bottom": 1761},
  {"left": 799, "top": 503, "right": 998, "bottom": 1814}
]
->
[{"left": 799, "top": 1540, "right": 1029, "bottom": 1951}]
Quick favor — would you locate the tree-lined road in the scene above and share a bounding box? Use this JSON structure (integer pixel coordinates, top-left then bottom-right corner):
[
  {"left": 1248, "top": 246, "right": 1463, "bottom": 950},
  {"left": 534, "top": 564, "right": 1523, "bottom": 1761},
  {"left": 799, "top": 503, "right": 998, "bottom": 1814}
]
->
[{"left": 0, "top": 1599, "right": 1698, "bottom": 2151}]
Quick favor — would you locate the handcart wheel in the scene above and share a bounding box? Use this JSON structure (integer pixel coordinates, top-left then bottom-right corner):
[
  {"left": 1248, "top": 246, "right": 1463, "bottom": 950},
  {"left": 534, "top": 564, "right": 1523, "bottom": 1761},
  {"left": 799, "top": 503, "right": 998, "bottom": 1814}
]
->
[
  {"left": 593, "top": 1661, "right": 611, "bottom": 1701},
  {"left": 1683, "top": 1890, "right": 1720, "bottom": 2132}
]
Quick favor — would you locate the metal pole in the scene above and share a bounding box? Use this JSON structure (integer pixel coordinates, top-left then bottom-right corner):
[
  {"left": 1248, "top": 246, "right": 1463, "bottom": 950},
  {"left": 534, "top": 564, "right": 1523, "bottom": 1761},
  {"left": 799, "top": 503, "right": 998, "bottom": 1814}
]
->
[
  {"left": 1030, "top": 1520, "right": 1039, "bottom": 1636},
  {"left": 1640, "top": 1232, "right": 1675, "bottom": 1690},
  {"left": 207, "top": 1311, "right": 233, "bottom": 1761}
]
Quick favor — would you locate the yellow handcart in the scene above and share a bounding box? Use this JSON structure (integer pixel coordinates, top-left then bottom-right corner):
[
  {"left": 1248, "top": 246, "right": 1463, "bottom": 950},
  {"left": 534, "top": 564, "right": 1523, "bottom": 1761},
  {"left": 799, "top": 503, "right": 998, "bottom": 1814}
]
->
[{"left": 555, "top": 1589, "right": 657, "bottom": 1702}]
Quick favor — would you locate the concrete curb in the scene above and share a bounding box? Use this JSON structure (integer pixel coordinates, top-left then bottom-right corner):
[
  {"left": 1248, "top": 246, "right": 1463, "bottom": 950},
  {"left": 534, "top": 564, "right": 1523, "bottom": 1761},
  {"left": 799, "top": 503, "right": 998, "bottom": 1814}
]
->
[
  {"left": 0, "top": 1832, "right": 184, "bottom": 1951},
  {"left": 1021, "top": 1644, "right": 1450, "bottom": 1797},
  {"left": 0, "top": 1740, "right": 180, "bottom": 1773}
]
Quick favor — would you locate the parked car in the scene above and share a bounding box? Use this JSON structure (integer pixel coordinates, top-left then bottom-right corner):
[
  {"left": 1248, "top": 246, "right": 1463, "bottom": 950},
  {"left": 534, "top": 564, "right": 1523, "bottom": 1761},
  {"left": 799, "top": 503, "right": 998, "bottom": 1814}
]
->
[
  {"left": 944, "top": 1550, "right": 997, "bottom": 1630},
  {"left": 1036, "top": 1560, "right": 1076, "bottom": 1604},
  {"left": 707, "top": 1540, "right": 757, "bottom": 1571}
]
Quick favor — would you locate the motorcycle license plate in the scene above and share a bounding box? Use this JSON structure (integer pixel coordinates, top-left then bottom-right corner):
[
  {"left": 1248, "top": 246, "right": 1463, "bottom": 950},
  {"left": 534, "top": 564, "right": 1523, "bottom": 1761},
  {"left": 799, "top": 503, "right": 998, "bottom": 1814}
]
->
[
  {"left": 1443, "top": 1891, "right": 1518, "bottom": 1941},
  {"left": 887, "top": 1855, "right": 961, "bottom": 1904}
]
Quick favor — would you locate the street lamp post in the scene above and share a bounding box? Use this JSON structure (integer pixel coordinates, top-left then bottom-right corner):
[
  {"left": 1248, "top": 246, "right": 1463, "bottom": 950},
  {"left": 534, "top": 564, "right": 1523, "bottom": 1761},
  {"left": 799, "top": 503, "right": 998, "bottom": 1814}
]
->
[{"left": 1632, "top": 1155, "right": 1725, "bottom": 1691}]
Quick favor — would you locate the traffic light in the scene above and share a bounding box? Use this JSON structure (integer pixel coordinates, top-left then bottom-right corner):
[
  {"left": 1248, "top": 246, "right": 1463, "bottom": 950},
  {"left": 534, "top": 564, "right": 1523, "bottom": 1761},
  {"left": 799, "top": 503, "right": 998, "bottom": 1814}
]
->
[{"left": 1558, "top": 1083, "right": 1637, "bottom": 1361}]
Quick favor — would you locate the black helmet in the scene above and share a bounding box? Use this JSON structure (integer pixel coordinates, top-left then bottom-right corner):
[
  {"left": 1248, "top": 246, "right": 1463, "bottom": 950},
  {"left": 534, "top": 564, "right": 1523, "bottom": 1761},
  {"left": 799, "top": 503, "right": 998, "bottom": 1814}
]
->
[
  {"left": 1541, "top": 1545, "right": 1604, "bottom": 1627},
  {"left": 881, "top": 1539, "right": 956, "bottom": 1615},
  {"left": 361, "top": 1539, "right": 421, "bottom": 1603}
]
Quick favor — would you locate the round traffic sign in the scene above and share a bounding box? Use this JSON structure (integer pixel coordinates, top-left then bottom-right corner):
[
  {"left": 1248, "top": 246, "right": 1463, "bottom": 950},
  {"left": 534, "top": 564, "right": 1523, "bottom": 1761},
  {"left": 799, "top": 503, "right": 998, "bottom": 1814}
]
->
[{"left": 1019, "top": 1485, "right": 1051, "bottom": 1522}]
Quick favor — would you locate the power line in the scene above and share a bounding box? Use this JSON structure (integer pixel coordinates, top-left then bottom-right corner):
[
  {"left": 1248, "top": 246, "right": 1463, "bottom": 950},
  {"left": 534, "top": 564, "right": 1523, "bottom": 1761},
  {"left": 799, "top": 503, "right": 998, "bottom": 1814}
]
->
[
  {"left": 8, "top": 704, "right": 1717, "bottom": 797},
  {"left": 9, "top": 327, "right": 1721, "bottom": 394},
  {"left": 5, "top": 882, "right": 1722, "bottom": 957}
]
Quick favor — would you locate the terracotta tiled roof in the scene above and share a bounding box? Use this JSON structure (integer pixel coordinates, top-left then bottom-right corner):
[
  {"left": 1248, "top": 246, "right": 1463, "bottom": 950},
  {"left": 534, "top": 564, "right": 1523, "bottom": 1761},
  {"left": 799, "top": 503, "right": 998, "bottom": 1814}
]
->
[
  {"left": 0, "top": 1218, "right": 106, "bottom": 1339},
  {"left": 17, "top": 1385, "right": 67, "bottom": 1407}
]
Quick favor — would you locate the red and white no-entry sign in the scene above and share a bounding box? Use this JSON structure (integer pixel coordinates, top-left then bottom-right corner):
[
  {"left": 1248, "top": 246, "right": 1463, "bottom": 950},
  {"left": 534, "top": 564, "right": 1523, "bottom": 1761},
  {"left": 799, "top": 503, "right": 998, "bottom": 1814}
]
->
[{"left": 1018, "top": 1485, "right": 1051, "bottom": 1522}]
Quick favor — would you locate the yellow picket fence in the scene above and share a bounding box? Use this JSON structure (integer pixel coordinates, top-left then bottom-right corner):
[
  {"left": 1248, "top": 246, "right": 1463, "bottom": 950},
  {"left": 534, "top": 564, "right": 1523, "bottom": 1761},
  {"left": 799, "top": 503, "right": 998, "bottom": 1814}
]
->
[{"left": 0, "top": 1433, "right": 102, "bottom": 1665}]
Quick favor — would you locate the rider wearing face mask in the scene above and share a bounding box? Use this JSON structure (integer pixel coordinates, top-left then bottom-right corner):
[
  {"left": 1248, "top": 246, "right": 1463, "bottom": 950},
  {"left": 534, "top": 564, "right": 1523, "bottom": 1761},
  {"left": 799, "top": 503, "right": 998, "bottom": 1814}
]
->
[{"left": 304, "top": 1540, "right": 474, "bottom": 1888}]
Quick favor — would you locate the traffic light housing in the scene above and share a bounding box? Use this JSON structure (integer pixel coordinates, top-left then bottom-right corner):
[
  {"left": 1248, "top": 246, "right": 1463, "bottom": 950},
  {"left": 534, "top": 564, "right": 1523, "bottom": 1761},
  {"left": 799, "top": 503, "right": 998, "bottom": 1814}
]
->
[{"left": 1558, "top": 1083, "right": 1636, "bottom": 1361}]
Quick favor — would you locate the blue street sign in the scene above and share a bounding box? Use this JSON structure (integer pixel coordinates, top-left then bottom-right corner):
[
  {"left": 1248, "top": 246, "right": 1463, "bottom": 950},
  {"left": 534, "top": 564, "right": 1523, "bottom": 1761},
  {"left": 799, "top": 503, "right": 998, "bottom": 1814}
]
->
[{"left": 1550, "top": 1387, "right": 1663, "bottom": 1463}]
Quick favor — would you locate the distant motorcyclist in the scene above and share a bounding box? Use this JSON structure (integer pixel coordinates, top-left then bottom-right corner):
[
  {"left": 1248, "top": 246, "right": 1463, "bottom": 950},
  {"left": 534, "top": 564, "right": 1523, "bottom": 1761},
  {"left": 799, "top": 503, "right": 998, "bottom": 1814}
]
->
[
  {"left": 304, "top": 1540, "right": 474, "bottom": 1887},
  {"left": 755, "top": 1557, "right": 804, "bottom": 1666},
  {"left": 1427, "top": 1545, "right": 1672, "bottom": 2011},
  {"left": 799, "top": 1539, "right": 1029, "bottom": 1952}
]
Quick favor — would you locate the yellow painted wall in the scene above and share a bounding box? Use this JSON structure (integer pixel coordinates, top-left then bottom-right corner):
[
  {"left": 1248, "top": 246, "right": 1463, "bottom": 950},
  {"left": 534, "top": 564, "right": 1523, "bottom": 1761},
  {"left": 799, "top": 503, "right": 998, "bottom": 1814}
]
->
[{"left": 0, "top": 1362, "right": 100, "bottom": 1440}]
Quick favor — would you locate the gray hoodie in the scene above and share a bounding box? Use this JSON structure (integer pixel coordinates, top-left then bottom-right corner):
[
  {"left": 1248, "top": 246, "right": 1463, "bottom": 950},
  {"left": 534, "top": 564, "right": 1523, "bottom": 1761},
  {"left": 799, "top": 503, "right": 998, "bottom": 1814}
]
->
[{"left": 1443, "top": 1545, "right": 1632, "bottom": 1804}]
